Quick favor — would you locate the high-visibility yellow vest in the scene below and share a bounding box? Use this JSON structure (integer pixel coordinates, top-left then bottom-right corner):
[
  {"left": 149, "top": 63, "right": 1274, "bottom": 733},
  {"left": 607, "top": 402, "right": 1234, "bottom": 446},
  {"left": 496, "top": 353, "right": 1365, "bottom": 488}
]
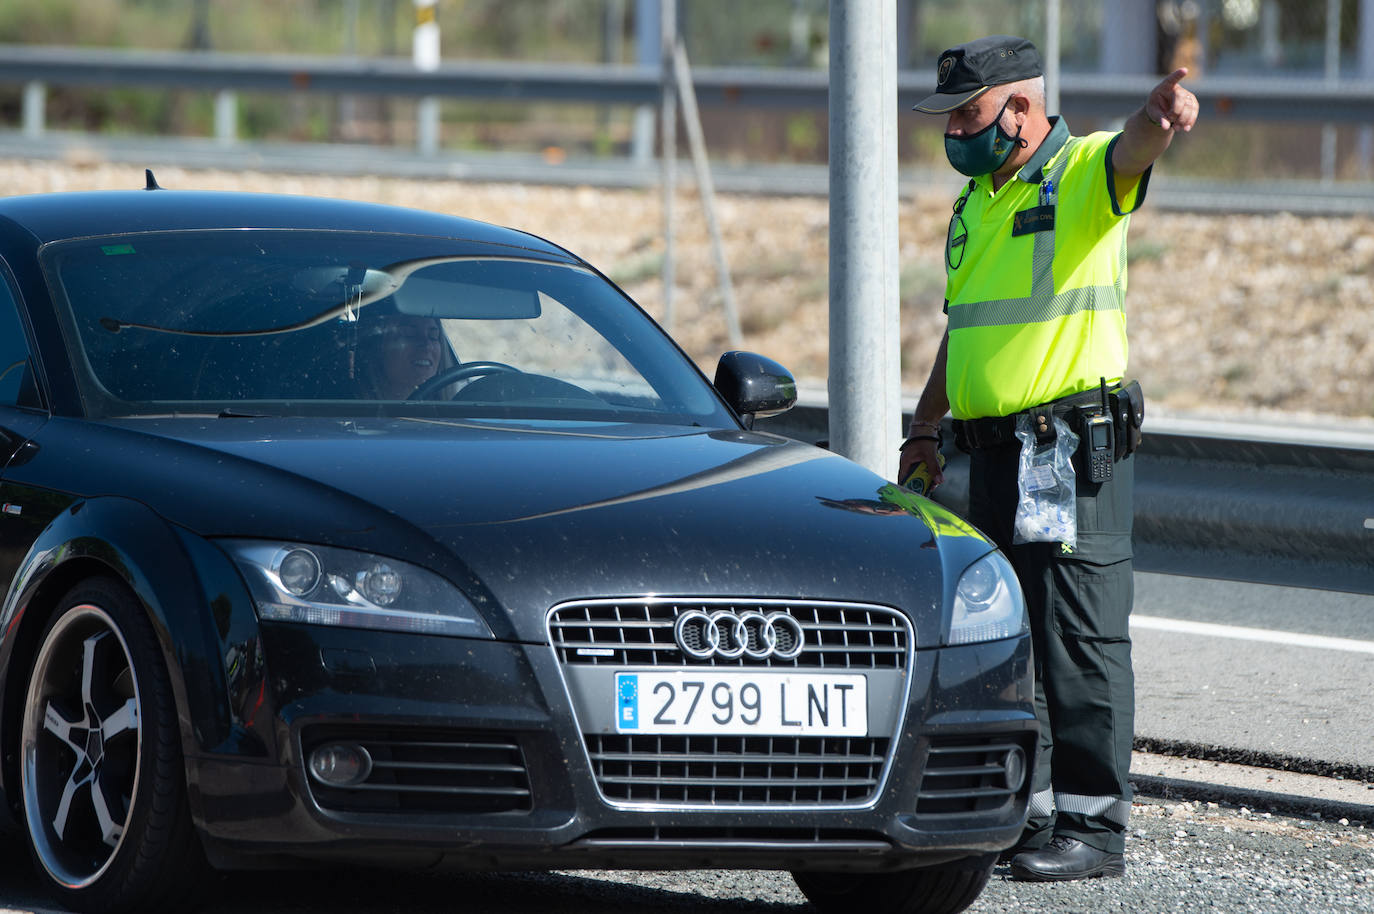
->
[{"left": 942, "top": 118, "right": 1148, "bottom": 419}]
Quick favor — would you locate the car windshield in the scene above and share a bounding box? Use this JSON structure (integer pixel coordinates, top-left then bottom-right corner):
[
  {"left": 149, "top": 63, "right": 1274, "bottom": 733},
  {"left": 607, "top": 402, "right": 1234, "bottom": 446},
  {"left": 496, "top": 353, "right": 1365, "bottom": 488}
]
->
[{"left": 41, "top": 229, "right": 734, "bottom": 427}]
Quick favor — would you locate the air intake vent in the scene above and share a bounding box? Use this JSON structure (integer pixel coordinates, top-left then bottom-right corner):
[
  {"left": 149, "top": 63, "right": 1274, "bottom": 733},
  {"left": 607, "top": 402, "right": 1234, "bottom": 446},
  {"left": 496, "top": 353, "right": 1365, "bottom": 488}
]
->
[
  {"left": 301, "top": 725, "right": 532, "bottom": 815},
  {"left": 914, "top": 736, "right": 1033, "bottom": 817}
]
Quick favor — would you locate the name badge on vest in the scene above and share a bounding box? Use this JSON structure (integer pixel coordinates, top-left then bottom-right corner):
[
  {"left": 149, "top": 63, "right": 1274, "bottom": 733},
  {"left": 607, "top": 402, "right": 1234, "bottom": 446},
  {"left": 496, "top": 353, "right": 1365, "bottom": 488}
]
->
[{"left": 1012, "top": 205, "right": 1055, "bottom": 236}]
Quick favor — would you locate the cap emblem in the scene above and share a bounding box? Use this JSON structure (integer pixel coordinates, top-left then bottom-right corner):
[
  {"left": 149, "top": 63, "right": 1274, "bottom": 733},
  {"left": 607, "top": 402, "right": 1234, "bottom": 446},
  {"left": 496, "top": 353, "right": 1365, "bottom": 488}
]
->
[{"left": 937, "top": 56, "right": 954, "bottom": 87}]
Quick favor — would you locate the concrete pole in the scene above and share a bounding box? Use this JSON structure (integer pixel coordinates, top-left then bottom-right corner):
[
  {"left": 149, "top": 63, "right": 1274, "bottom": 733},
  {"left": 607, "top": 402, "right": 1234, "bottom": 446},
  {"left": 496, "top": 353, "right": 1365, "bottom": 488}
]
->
[
  {"left": 828, "top": 1, "right": 900, "bottom": 479},
  {"left": 413, "top": 0, "right": 441, "bottom": 156},
  {"left": 660, "top": 0, "right": 677, "bottom": 331}
]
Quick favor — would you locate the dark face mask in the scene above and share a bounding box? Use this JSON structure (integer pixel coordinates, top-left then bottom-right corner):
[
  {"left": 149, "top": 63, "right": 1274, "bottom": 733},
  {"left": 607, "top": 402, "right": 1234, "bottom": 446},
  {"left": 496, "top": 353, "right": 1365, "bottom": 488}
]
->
[{"left": 944, "top": 97, "right": 1025, "bottom": 177}]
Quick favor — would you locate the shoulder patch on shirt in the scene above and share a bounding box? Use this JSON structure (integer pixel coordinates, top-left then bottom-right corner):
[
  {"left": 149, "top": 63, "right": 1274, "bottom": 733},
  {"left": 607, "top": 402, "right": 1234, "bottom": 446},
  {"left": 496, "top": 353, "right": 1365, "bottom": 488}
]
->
[{"left": 1012, "top": 205, "right": 1055, "bottom": 236}]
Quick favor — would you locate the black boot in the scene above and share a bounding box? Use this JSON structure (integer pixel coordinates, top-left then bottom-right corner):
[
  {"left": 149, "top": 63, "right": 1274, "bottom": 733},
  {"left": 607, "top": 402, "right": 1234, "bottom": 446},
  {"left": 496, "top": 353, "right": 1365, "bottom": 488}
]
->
[{"left": 1009, "top": 835, "right": 1125, "bottom": 881}]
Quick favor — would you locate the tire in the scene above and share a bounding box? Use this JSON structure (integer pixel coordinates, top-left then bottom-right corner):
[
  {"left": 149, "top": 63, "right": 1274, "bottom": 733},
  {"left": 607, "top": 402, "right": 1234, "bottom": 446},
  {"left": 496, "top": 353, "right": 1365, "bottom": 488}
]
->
[
  {"left": 20, "top": 576, "right": 211, "bottom": 914},
  {"left": 792, "top": 854, "right": 997, "bottom": 914}
]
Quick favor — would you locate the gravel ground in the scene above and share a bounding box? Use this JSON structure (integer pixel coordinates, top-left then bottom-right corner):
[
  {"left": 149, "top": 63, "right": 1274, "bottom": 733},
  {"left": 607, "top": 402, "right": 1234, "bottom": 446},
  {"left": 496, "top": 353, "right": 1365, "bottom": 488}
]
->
[
  {"left": 6, "top": 795, "right": 1368, "bottom": 913},
  {"left": 6, "top": 157, "right": 1371, "bottom": 427},
  {"left": 189, "top": 798, "right": 1374, "bottom": 913}
]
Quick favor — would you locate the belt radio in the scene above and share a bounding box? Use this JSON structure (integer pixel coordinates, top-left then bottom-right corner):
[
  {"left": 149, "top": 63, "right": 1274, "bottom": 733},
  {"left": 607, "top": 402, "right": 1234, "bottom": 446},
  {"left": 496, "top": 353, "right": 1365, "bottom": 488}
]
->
[{"left": 1082, "top": 379, "right": 1115, "bottom": 483}]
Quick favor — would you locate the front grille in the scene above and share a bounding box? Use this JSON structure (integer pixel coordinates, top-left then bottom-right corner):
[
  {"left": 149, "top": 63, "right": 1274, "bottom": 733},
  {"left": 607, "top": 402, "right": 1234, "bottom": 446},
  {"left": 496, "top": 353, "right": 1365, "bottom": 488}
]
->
[
  {"left": 549, "top": 599, "right": 909, "bottom": 669},
  {"left": 587, "top": 733, "right": 889, "bottom": 805},
  {"left": 301, "top": 725, "right": 532, "bottom": 815},
  {"left": 914, "top": 736, "right": 1032, "bottom": 817}
]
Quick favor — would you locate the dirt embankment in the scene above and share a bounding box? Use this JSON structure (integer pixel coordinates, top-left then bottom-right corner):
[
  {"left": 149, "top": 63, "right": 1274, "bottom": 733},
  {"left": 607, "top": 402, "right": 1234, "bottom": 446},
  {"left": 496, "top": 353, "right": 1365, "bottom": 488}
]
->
[{"left": 7, "top": 158, "right": 1371, "bottom": 427}]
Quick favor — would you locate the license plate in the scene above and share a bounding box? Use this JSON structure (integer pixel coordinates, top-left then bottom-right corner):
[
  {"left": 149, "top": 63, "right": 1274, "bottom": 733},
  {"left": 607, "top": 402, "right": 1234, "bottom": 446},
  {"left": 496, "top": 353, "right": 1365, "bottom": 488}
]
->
[{"left": 614, "top": 671, "right": 867, "bottom": 736}]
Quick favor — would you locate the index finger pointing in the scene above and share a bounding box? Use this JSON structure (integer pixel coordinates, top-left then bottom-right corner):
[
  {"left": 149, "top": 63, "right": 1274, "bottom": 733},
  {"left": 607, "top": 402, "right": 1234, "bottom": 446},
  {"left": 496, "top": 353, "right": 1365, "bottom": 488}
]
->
[{"left": 1158, "top": 67, "right": 1189, "bottom": 89}]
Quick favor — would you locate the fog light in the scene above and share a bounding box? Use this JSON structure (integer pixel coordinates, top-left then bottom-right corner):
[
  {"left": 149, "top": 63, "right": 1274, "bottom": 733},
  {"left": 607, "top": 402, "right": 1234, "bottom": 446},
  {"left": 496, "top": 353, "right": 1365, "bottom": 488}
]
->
[
  {"left": 1002, "top": 746, "right": 1027, "bottom": 792},
  {"left": 308, "top": 743, "right": 372, "bottom": 787},
  {"left": 277, "top": 548, "right": 321, "bottom": 596}
]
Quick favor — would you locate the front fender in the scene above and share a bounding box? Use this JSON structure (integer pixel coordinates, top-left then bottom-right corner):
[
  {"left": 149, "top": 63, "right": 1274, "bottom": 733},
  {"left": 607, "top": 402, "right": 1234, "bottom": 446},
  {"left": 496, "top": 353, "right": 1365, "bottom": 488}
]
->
[{"left": 0, "top": 496, "right": 264, "bottom": 807}]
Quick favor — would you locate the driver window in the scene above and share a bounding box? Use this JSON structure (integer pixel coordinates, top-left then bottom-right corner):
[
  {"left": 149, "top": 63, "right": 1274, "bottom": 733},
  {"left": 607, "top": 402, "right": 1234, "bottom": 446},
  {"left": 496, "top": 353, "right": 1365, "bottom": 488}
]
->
[{"left": 0, "top": 276, "right": 41, "bottom": 409}]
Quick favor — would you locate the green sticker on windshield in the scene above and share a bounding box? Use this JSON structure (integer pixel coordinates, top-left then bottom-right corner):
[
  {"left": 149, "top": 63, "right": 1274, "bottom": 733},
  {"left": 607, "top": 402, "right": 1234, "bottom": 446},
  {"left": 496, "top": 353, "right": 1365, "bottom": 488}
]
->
[{"left": 101, "top": 244, "right": 136, "bottom": 255}]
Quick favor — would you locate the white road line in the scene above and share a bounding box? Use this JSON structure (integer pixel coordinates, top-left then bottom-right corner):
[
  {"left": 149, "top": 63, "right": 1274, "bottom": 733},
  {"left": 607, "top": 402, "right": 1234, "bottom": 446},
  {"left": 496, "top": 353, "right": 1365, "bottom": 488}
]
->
[{"left": 1131, "top": 614, "right": 1374, "bottom": 655}]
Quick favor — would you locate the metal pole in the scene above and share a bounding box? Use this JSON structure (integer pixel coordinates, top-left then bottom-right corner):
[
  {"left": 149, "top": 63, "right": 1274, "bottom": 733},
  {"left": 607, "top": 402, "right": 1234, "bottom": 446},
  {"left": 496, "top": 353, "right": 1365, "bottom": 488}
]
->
[
  {"left": 660, "top": 0, "right": 677, "bottom": 331},
  {"left": 1045, "top": 0, "right": 1060, "bottom": 114},
  {"left": 413, "top": 0, "right": 440, "bottom": 156},
  {"left": 672, "top": 39, "right": 742, "bottom": 347},
  {"left": 828, "top": 0, "right": 900, "bottom": 479}
]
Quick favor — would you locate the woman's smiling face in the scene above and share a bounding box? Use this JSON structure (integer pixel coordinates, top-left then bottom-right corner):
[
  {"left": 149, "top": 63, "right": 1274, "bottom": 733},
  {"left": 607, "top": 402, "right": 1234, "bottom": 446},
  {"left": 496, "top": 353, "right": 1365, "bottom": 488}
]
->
[{"left": 379, "top": 315, "right": 442, "bottom": 398}]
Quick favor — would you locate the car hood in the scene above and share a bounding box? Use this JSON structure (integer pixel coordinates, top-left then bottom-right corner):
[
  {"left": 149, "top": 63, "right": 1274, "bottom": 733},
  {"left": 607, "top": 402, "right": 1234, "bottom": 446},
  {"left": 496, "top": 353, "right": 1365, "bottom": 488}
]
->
[{"left": 26, "top": 417, "right": 990, "bottom": 645}]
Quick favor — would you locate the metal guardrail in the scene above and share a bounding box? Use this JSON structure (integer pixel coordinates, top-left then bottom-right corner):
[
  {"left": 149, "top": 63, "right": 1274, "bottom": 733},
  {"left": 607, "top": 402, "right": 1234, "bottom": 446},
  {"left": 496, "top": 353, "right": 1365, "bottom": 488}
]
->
[
  {"left": 3, "top": 44, "right": 1374, "bottom": 215},
  {"left": 4, "top": 44, "right": 1374, "bottom": 122},
  {"left": 756, "top": 402, "right": 1374, "bottom": 597}
]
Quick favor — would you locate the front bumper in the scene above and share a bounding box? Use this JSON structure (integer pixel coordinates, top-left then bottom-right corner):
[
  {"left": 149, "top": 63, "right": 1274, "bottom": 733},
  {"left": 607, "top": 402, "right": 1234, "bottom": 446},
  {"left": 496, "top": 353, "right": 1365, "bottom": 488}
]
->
[{"left": 186, "top": 622, "right": 1035, "bottom": 873}]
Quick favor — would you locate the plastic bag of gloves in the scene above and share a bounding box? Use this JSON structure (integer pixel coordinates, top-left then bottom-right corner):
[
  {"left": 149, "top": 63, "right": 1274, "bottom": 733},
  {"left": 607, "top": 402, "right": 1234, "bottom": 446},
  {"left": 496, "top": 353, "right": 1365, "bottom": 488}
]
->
[{"left": 1012, "top": 413, "right": 1078, "bottom": 546}]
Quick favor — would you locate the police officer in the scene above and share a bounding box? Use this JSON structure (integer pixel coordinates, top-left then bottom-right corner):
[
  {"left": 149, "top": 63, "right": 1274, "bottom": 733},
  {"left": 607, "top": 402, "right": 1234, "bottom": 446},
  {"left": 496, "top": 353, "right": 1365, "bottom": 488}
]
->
[{"left": 898, "top": 36, "right": 1198, "bottom": 881}]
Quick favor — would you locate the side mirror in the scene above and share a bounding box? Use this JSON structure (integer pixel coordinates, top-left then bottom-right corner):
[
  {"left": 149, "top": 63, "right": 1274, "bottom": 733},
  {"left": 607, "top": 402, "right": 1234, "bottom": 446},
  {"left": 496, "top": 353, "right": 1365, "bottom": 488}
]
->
[{"left": 713, "top": 351, "right": 797, "bottom": 427}]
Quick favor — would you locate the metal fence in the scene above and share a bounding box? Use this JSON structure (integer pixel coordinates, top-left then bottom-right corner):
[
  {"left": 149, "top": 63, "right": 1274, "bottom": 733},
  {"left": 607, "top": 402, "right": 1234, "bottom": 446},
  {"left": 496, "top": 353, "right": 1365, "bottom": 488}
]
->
[{"left": 3, "top": 44, "right": 1374, "bottom": 214}]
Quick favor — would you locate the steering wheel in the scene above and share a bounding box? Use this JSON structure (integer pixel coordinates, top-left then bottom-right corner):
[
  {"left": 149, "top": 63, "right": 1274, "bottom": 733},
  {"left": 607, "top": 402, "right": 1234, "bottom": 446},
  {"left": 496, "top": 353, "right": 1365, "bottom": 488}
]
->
[{"left": 408, "top": 361, "right": 520, "bottom": 400}]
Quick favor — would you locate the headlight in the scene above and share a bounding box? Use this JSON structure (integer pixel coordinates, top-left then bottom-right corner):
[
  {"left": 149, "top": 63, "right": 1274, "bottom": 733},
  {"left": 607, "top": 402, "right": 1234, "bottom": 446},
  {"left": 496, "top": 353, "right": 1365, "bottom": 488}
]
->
[
  {"left": 949, "top": 551, "right": 1026, "bottom": 645},
  {"left": 222, "top": 540, "right": 494, "bottom": 639}
]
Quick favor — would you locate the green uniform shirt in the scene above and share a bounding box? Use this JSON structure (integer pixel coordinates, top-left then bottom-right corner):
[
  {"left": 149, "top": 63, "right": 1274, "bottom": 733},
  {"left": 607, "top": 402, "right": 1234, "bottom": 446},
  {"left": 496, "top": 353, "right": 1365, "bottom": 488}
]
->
[{"left": 943, "top": 117, "right": 1149, "bottom": 419}]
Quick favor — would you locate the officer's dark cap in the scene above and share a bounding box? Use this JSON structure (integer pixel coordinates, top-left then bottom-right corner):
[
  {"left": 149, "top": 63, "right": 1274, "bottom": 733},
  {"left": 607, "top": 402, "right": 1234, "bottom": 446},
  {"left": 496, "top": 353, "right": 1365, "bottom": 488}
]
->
[{"left": 912, "top": 35, "right": 1043, "bottom": 114}]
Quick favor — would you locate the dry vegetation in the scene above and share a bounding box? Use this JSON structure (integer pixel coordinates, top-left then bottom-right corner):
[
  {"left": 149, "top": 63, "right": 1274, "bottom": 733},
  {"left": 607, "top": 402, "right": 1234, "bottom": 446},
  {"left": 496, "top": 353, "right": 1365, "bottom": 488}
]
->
[{"left": 9, "top": 157, "right": 1372, "bottom": 427}]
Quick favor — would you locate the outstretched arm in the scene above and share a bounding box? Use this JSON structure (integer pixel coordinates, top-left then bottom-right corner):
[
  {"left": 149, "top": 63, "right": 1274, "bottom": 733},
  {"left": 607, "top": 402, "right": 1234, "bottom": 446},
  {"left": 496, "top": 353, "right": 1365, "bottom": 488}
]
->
[{"left": 1113, "top": 68, "right": 1199, "bottom": 177}]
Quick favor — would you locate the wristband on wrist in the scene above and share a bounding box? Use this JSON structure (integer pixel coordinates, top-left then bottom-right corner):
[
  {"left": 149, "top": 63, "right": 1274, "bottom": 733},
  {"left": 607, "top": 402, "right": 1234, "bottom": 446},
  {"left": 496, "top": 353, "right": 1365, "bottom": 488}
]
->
[{"left": 899, "top": 433, "right": 941, "bottom": 451}]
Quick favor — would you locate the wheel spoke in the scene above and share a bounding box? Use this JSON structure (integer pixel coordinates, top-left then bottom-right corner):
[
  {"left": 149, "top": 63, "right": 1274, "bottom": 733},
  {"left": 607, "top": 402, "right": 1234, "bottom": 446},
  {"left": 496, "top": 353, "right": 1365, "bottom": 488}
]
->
[
  {"left": 79, "top": 630, "right": 110, "bottom": 709},
  {"left": 101, "top": 698, "right": 140, "bottom": 741},
  {"left": 43, "top": 701, "right": 87, "bottom": 755},
  {"left": 90, "top": 774, "right": 125, "bottom": 848},
  {"left": 50, "top": 769, "right": 87, "bottom": 841}
]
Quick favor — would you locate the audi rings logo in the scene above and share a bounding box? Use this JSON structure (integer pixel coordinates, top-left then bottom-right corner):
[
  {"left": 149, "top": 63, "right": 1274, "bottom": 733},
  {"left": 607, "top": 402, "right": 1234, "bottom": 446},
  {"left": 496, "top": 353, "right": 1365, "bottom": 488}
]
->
[{"left": 673, "top": 609, "right": 805, "bottom": 661}]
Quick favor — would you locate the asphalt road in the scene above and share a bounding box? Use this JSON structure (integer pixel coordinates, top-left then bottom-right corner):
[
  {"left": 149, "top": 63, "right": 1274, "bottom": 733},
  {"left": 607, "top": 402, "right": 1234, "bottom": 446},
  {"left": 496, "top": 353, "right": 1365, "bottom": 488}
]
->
[{"left": 1132, "top": 573, "right": 1374, "bottom": 775}]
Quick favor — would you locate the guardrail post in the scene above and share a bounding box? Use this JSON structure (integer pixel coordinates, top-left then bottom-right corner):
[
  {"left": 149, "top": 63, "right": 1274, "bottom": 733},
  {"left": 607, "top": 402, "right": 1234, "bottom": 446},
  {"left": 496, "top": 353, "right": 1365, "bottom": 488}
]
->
[
  {"left": 413, "top": 0, "right": 441, "bottom": 156},
  {"left": 22, "top": 81, "right": 44, "bottom": 138},
  {"left": 214, "top": 90, "right": 237, "bottom": 145},
  {"left": 632, "top": 0, "right": 659, "bottom": 167}
]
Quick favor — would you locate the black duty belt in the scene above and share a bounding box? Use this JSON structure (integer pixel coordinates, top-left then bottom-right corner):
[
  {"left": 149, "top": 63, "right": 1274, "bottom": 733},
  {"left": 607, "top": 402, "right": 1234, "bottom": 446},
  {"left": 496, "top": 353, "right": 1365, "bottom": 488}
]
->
[{"left": 954, "top": 387, "right": 1105, "bottom": 451}]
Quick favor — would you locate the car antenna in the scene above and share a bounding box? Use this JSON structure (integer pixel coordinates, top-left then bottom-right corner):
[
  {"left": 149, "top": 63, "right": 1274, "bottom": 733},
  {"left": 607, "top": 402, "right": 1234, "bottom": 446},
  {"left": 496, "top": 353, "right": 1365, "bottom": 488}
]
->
[{"left": 144, "top": 168, "right": 163, "bottom": 190}]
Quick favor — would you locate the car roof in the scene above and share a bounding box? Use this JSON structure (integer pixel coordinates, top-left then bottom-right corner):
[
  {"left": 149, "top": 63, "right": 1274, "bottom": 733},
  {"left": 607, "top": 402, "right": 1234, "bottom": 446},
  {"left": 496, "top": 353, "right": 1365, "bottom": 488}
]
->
[{"left": 0, "top": 187, "right": 575, "bottom": 259}]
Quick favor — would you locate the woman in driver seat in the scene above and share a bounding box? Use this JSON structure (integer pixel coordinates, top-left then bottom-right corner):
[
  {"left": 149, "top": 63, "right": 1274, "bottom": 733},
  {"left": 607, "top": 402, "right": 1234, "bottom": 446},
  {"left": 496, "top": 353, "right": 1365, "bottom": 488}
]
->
[{"left": 355, "top": 310, "right": 450, "bottom": 399}]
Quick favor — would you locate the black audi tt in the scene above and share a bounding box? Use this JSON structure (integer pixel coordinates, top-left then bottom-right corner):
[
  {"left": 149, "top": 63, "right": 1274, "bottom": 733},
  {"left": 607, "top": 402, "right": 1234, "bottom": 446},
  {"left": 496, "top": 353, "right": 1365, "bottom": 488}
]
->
[{"left": 0, "top": 177, "right": 1034, "bottom": 914}]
